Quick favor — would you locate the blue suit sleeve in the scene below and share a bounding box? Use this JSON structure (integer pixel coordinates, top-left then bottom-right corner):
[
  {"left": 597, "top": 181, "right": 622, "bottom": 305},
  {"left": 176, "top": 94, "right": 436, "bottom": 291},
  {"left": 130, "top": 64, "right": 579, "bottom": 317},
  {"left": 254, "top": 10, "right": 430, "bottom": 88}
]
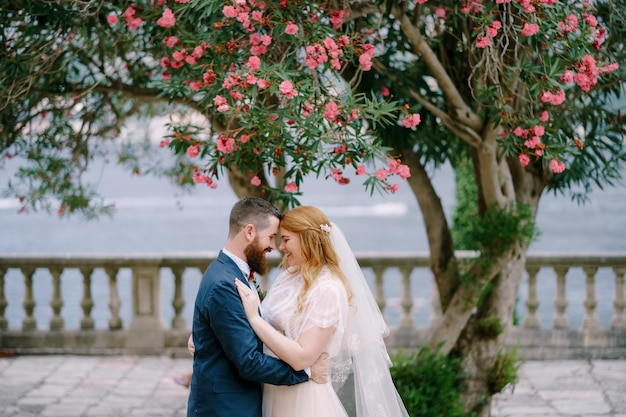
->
[{"left": 208, "top": 279, "right": 309, "bottom": 385}]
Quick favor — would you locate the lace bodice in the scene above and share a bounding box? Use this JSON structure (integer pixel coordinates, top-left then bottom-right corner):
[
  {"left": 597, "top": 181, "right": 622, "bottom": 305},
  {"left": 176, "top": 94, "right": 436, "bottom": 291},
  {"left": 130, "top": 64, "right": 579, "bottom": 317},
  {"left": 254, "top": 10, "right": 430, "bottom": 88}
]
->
[{"left": 262, "top": 267, "right": 349, "bottom": 358}]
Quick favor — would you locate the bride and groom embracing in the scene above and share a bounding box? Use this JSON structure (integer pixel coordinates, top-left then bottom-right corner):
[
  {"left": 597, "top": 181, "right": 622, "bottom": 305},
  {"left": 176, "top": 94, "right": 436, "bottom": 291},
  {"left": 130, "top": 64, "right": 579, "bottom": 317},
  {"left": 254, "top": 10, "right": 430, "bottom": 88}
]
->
[{"left": 187, "top": 197, "right": 409, "bottom": 417}]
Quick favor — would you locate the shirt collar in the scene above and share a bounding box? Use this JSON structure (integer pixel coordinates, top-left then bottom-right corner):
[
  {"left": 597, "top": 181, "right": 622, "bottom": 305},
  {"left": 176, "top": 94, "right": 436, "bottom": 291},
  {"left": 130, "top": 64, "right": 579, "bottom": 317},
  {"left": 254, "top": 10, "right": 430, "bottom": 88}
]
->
[{"left": 222, "top": 248, "right": 252, "bottom": 279}]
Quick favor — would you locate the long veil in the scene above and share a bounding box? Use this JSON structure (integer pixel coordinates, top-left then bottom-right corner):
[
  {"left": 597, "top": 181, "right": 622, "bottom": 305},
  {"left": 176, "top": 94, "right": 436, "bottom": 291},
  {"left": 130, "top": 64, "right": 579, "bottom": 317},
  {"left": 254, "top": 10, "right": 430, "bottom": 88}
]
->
[{"left": 328, "top": 223, "right": 410, "bottom": 417}]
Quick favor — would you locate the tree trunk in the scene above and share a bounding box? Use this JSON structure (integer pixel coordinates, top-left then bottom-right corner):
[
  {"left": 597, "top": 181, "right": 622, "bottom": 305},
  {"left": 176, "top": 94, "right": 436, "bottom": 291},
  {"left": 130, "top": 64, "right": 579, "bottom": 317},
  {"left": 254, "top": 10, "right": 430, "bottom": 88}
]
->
[{"left": 455, "top": 243, "right": 528, "bottom": 416}]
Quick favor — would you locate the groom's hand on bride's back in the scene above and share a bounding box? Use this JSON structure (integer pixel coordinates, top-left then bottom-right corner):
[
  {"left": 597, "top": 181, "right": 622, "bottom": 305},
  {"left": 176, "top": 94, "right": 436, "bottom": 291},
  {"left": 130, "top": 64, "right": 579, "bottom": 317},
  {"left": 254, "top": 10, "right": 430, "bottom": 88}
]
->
[{"left": 310, "top": 352, "right": 330, "bottom": 384}]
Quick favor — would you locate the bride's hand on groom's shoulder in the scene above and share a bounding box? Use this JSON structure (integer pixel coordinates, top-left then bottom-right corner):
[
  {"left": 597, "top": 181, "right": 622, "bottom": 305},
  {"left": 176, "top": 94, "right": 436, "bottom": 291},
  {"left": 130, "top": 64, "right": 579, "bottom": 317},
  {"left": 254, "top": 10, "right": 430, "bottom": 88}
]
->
[
  {"left": 234, "top": 279, "right": 261, "bottom": 320},
  {"left": 310, "top": 352, "right": 330, "bottom": 384}
]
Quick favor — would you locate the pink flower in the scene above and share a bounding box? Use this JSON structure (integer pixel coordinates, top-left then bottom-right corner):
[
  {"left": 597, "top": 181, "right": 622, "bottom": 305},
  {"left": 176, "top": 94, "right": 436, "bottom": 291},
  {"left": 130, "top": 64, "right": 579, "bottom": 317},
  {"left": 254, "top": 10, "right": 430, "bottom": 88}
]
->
[
  {"left": 397, "top": 164, "right": 411, "bottom": 179},
  {"left": 284, "top": 183, "right": 299, "bottom": 193},
  {"left": 375, "top": 169, "right": 388, "bottom": 181},
  {"left": 324, "top": 102, "right": 340, "bottom": 122},
  {"left": 107, "top": 14, "right": 118, "bottom": 25},
  {"left": 521, "top": 23, "right": 539, "bottom": 36},
  {"left": 359, "top": 50, "right": 373, "bottom": 71},
  {"left": 531, "top": 125, "right": 545, "bottom": 137},
  {"left": 279, "top": 80, "right": 298, "bottom": 99},
  {"left": 250, "top": 176, "right": 261, "bottom": 186},
  {"left": 189, "top": 81, "right": 203, "bottom": 92},
  {"left": 186, "top": 144, "right": 200, "bottom": 158},
  {"left": 513, "top": 127, "right": 528, "bottom": 138},
  {"left": 355, "top": 165, "right": 366, "bottom": 175},
  {"left": 380, "top": 86, "right": 390, "bottom": 97},
  {"left": 285, "top": 22, "right": 299, "bottom": 35},
  {"left": 519, "top": 154, "right": 530, "bottom": 167},
  {"left": 487, "top": 21, "right": 501, "bottom": 38},
  {"left": 435, "top": 7, "right": 446, "bottom": 18},
  {"left": 558, "top": 14, "right": 579, "bottom": 34},
  {"left": 213, "top": 95, "right": 229, "bottom": 112},
  {"left": 561, "top": 70, "right": 574, "bottom": 83},
  {"left": 302, "top": 102, "right": 314, "bottom": 118},
  {"left": 223, "top": 5, "right": 237, "bottom": 18},
  {"left": 164, "top": 36, "right": 180, "bottom": 47},
  {"left": 476, "top": 34, "right": 491, "bottom": 48},
  {"left": 304, "top": 44, "right": 328, "bottom": 69},
  {"left": 329, "top": 10, "right": 345, "bottom": 30},
  {"left": 246, "top": 56, "right": 261, "bottom": 72},
  {"left": 257, "top": 79, "right": 269, "bottom": 89},
  {"left": 334, "top": 145, "right": 348, "bottom": 154},
  {"left": 389, "top": 184, "right": 399, "bottom": 194},
  {"left": 216, "top": 136, "right": 235, "bottom": 153},
  {"left": 127, "top": 17, "right": 144, "bottom": 30},
  {"left": 540, "top": 111, "right": 550, "bottom": 122},
  {"left": 402, "top": 113, "right": 421, "bottom": 128},
  {"left": 238, "top": 133, "right": 250, "bottom": 143},
  {"left": 549, "top": 159, "right": 565, "bottom": 174},
  {"left": 159, "top": 139, "right": 170, "bottom": 148},
  {"left": 157, "top": 8, "right": 176, "bottom": 28}
]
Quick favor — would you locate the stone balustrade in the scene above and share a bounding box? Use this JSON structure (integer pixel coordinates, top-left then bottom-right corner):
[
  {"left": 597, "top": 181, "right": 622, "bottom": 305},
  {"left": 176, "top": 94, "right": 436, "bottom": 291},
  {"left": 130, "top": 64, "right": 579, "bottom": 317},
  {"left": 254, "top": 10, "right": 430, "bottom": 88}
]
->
[{"left": 0, "top": 252, "right": 625, "bottom": 358}]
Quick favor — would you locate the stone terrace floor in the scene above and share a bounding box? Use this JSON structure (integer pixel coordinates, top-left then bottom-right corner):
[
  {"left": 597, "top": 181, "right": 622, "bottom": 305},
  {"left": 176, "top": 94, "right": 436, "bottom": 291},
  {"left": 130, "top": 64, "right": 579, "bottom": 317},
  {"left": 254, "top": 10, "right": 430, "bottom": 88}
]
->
[{"left": 0, "top": 355, "right": 625, "bottom": 417}]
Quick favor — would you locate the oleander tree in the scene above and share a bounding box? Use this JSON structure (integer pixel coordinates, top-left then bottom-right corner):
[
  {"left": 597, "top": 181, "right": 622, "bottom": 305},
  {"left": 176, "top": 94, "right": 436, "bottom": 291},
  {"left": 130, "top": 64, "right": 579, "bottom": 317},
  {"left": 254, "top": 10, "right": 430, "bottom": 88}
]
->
[{"left": 2, "top": 0, "right": 625, "bottom": 414}]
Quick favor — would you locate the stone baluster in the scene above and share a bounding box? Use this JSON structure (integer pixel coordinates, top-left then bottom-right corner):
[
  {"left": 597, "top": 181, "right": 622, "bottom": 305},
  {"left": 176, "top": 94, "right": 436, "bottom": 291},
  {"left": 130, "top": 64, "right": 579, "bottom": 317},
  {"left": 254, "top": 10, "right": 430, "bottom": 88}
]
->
[
  {"left": 553, "top": 267, "right": 569, "bottom": 329},
  {"left": 430, "top": 281, "right": 442, "bottom": 326},
  {"left": 582, "top": 266, "right": 599, "bottom": 331},
  {"left": 22, "top": 267, "right": 37, "bottom": 330},
  {"left": 49, "top": 267, "right": 64, "bottom": 330},
  {"left": 611, "top": 267, "right": 626, "bottom": 329},
  {"left": 171, "top": 267, "right": 186, "bottom": 329},
  {"left": 0, "top": 267, "right": 7, "bottom": 330},
  {"left": 524, "top": 266, "right": 541, "bottom": 328},
  {"left": 126, "top": 265, "right": 165, "bottom": 352},
  {"left": 372, "top": 266, "right": 386, "bottom": 316},
  {"left": 79, "top": 267, "right": 95, "bottom": 330},
  {"left": 105, "top": 267, "right": 122, "bottom": 330},
  {"left": 398, "top": 266, "right": 414, "bottom": 329}
]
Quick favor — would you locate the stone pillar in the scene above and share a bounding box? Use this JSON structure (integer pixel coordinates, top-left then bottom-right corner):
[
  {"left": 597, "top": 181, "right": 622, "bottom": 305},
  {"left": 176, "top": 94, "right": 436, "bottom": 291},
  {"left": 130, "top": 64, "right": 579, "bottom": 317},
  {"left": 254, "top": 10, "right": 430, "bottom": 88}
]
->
[{"left": 126, "top": 265, "right": 165, "bottom": 352}]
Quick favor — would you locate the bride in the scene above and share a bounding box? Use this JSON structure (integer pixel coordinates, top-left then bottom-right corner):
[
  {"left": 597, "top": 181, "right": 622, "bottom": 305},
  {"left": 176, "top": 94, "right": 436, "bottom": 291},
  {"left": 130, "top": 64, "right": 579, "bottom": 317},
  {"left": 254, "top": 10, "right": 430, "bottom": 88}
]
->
[{"left": 235, "top": 205, "right": 409, "bottom": 417}]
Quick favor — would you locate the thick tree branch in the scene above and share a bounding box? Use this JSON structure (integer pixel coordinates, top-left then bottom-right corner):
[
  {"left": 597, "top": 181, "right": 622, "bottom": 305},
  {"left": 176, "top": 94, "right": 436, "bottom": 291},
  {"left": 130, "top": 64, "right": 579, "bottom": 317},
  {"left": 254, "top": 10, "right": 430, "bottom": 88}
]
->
[
  {"left": 397, "top": 147, "right": 459, "bottom": 309},
  {"left": 389, "top": 5, "right": 484, "bottom": 133}
]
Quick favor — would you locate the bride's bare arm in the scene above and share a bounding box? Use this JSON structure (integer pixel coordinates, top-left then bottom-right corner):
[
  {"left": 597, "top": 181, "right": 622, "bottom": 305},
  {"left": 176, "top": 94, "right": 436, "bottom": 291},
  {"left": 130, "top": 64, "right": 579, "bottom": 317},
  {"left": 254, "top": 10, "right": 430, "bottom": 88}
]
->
[{"left": 235, "top": 279, "right": 334, "bottom": 371}]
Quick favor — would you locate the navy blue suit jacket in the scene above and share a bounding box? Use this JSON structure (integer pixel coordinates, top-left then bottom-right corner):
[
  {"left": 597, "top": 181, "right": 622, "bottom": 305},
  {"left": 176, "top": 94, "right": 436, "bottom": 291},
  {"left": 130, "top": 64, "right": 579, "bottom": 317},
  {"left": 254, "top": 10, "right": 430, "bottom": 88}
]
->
[{"left": 187, "top": 251, "right": 308, "bottom": 417}]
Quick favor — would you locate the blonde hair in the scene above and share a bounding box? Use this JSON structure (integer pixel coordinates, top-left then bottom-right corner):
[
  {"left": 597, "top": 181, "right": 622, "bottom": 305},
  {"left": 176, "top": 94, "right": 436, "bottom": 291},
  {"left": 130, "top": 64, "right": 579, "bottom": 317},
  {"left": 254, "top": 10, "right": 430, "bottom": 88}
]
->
[{"left": 279, "top": 206, "right": 352, "bottom": 313}]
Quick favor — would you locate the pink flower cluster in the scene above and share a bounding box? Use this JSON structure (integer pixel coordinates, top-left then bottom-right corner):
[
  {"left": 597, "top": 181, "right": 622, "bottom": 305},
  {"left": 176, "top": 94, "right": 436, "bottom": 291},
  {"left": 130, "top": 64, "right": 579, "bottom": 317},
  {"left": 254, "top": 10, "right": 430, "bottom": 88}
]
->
[
  {"left": 122, "top": 5, "right": 143, "bottom": 30},
  {"left": 476, "top": 20, "right": 501, "bottom": 48},
  {"left": 304, "top": 36, "right": 352, "bottom": 71},
  {"left": 156, "top": 8, "right": 175, "bottom": 28},
  {"left": 332, "top": 168, "right": 351, "bottom": 185},
  {"left": 216, "top": 134, "right": 235, "bottom": 153},
  {"left": 279, "top": 80, "right": 298, "bottom": 99},
  {"left": 193, "top": 170, "right": 218, "bottom": 189},
  {"left": 359, "top": 44, "right": 375, "bottom": 71},
  {"left": 402, "top": 113, "right": 421, "bottom": 128}
]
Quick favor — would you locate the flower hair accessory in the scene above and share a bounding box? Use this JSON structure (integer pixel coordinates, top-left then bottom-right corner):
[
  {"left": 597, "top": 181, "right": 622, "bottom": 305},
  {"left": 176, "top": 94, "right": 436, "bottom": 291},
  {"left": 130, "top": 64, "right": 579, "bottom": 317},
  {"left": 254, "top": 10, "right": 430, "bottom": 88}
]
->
[{"left": 320, "top": 223, "right": 332, "bottom": 234}]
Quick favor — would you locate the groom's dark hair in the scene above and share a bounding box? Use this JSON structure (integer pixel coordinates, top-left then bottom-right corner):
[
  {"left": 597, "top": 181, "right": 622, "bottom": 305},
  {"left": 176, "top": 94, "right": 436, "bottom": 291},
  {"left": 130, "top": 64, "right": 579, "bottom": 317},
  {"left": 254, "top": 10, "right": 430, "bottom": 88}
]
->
[{"left": 229, "top": 197, "right": 281, "bottom": 237}]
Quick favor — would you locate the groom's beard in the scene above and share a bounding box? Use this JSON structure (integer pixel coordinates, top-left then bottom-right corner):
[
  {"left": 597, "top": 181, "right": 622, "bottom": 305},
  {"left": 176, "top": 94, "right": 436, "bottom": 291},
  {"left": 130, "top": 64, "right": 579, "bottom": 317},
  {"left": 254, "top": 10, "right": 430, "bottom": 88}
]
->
[{"left": 244, "top": 237, "right": 269, "bottom": 276}]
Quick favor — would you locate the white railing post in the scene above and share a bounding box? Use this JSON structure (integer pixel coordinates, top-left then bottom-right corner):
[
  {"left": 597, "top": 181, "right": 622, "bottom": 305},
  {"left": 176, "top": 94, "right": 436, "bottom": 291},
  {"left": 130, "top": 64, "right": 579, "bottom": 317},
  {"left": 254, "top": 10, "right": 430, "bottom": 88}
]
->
[
  {"left": 0, "top": 267, "right": 7, "bottom": 330},
  {"left": 105, "top": 267, "right": 123, "bottom": 330},
  {"left": 612, "top": 267, "right": 626, "bottom": 329},
  {"left": 524, "top": 266, "right": 540, "bottom": 328},
  {"left": 126, "top": 265, "right": 165, "bottom": 352},
  {"left": 171, "top": 267, "right": 186, "bottom": 330},
  {"left": 79, "top": 267, "right": 95, "bottom": 330},
  {"left": 49, "top": 267, "right": 64, "bottom": 330},
  {"left": 553, "top": 267, "right": 569, "bottom": 329},
  {"left": 22, "top": 267, "right": 36, "bottom": 330},
  {"left": 582, "top": 266, "right": 599, "bottom": 331}
]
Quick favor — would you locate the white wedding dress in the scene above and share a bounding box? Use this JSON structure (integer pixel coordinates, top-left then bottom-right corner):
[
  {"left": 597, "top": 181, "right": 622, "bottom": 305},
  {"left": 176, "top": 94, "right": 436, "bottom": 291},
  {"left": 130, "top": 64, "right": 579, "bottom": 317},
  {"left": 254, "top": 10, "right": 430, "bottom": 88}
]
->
[{"left": 261, "top": 266, "right": 350, "bottom": 417}]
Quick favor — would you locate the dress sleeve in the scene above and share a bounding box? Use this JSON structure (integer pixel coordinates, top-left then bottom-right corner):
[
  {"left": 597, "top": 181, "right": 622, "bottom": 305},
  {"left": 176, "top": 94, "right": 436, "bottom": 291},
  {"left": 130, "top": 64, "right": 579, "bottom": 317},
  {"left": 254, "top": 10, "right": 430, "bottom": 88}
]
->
[{"left": 300, "top": 275, "right": 349, "bottom": 355}]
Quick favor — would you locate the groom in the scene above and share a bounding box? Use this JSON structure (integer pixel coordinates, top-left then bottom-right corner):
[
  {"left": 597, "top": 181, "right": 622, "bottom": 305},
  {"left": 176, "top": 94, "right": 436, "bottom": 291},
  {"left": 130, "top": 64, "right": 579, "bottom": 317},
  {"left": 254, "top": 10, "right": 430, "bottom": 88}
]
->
[{"left": 187, "top": 197, "right": 327, "bottom": 417}]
